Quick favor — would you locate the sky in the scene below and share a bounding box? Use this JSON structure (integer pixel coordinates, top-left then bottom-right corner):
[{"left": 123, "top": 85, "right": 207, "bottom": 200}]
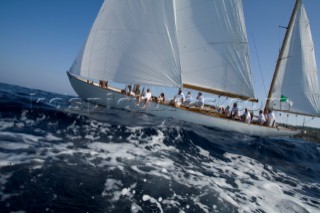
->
[{"left": 0, "top": 0, "right": 320, "bottom": 127}]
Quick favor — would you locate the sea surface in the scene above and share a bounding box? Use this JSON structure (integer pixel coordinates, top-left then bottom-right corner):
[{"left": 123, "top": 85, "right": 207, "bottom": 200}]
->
[{"left": 0, "top": 82, "right": 319, "bottom": 213}]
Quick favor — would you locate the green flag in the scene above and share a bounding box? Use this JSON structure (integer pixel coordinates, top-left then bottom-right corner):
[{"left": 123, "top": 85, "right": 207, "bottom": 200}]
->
[
  {"left": 280, "top": 95, "right": 293, "bottom": 106},
  {"left": 280, "top": 95, "right": 287, "bottom": 102}
]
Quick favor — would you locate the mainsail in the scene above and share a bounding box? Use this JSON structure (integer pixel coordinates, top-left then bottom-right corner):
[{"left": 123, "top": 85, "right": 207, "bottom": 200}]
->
[
  {"left": 267, "top": 0, "right": 320, "bottom": 116},
  {"left": 175, "top": 0, "right": 255, "bottom": 100},
  {"left": 70, "top": 0, "right": 182, "bottom": 87}
]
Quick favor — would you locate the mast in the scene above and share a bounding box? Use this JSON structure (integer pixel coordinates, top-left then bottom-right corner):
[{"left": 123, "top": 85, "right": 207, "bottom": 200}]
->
[{"left": 265, "top": 0, "right": 301, "bottom": 111}]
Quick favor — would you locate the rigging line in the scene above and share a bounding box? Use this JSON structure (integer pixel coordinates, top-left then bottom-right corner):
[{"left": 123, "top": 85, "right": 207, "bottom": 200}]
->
[
  {"left": 278, "top": 26, "right": 281, "bottom": 57},
  {"left": 251, "top": 33, "right": 267, "bottom": 97}
]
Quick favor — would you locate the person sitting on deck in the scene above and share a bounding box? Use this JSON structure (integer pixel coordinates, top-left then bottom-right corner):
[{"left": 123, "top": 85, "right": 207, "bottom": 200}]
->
[
  {"left": 126, "top": 85, "right": 135, "bottom": 96},
  {"left": 184, "top": 91, "right": 192, "bottom": 107},
  {"left": 157, "top": 92, "right": 165, "bottom": 104},
  {"left": 241, "top": 108, "right": 251, "bottom": 124},
  {"left": 196, "top": 92, "right": 204, "bottom": 108},
  {"left": 266, "top": 109, "right": 276, "bottom": 127},
  {"left": 256, "top": 110, "right": 266, "bottom": 125},
  {"left": 218, "top": 106, "right": 224, "bottom": 114},
  {"left": 224, "top": 105, "right": 231, "bottom": 117},
  {"left": 133, "top": 85, "right": 141, "bottom": 97},
  {"left": 250, "top": 110, "right": 254, "bottom": 122},
  {"left": 138, "top": 88, "right": 152, "bottom": 108},
  {"left": 172, "top": 88, "right": 185, "bottom": 107},
  {"left": 87, "top": 80, "right": 94, "bottom": 85},
  {"left": 230, "top": 103, "right": 239, "bottom": 119},
  {"left": 99, "top": 80, "right": 108, "bottom": 88}
]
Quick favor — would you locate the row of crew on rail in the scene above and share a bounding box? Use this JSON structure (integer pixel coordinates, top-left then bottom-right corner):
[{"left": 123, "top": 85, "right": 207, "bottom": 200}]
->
[
  {"left": 226, "top": 103, "right": 276, "bottom": 127},
  {"left": 125, "top": 85, "right": 276, "bottom": 127},
  {"left": 136, "top": 88, "right": 204, "bottom": 108}
]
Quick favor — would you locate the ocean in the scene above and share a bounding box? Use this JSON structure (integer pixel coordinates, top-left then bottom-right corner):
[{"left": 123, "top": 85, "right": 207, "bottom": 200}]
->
[{"left": 0, "top": 82, "right": 319, "bottom": 213}]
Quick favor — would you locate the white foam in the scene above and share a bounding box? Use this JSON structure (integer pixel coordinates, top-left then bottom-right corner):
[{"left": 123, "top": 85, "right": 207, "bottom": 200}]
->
[
  {"left": 24, "top": 119, "right": 35, "bottom": 127},
  {"left": 0, "top": 153, "right": 31, "bottom": 168},
  {"left": 66, "top": 134, "right": 82, "bottom": 140},
  {"left": 185, "top": 169, "right": 204, "bottom": 177},
  {"left": 20, "top": 110, "right": 28, "bottom": 121},
  {"left": 0, "top": 142, "right": 30, "bottom": 150},
  {"left": 0, "top": 121, "right": 14, "bottom": 130},
  {"left": 121, "top": 188, "right": 129, "bottom": 196},
  {"left": 195, "top": 152, "right": 319, "bottom": 213},
  {"left": 101, "top": 179, "right": 123, "bottom": 201},
  {"left": 161, "top": 168, "right": 168, "bottom": 173},
  {"left": 20, "top": 133, "right": 42, "bottom": 143},
  {"left": 275, "top": 199, "right": 310, "bottom": 213},
  {"left": 107, "top": 131, "right": 318, "bottom": 212},
  {"left": 104, "top": 179, "right": 122, "bottom": 191},
  {"left": 34, "top": 128, "right": 45, "bottom": 134},
  {"left": 15, "top": 122, "right": 25, "bottom": 128},
  {"left": 142, "top": 194, "right": 163, "bottom": 213},
  {"left": 262, "top": 182, "right": 283, "bottom": 194},
  {"left": 142, "top": 195, "right": 150, "bottom": 201},
  {"left": 88, "top": 142, "right": 138, "bottom": 164},
  {"left": 131, "top": 203, "right": 142, "bottom": 213},
  {"left": 0, "top": 124, "right": 317, "bottom": 213},
  {"left": 80, "top": 129, "right": 318, "bottom": 212},
  {"left": 45, "top": 133, "right": 62, "bottom": 141}
]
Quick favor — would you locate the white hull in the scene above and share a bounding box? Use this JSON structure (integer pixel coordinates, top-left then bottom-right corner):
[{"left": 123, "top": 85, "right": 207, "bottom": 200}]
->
[{"left": 67, "top": 73, "right": 298, "bottom": 137}]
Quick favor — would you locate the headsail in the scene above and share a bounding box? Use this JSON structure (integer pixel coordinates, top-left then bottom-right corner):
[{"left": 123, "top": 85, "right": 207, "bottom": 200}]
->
[
  {"left": 175, "top": 0, "right": 255, "bottom": 101},
  {"left": 267, "top": 0, "right": 320, "bottom": 116},
  {"left": 70, "top": 0, "right": 182, "bottom": 87}
]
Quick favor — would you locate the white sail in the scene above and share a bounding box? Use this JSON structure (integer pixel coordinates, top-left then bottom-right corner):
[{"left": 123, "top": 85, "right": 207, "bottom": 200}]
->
[
  {"left": 175, "top": 0, "right": 255, "bottom": 99},
  {"left": 268, "top": 1, "right": 320, "bottom": 116},
  {"left": 70, "top": 0, "right": 182, "bottom": 87}
]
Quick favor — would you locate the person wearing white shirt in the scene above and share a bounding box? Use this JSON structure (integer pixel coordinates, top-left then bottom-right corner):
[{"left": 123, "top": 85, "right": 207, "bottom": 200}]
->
[
  {"left": 267, "top": 109, "right": 276, "bottom": 127},
  {"left": 224, "top": 105, "right": 231, "bottom": 117},
  {"left": 126, "top": 85, "right": 135, "bottom": 97},
  {"left": 196, "top": 92, "right": 204, "bottom": 108},
  {"left": 172, "top": 88, "right": 185, "bottom": 107},
  {"left": 138, "top": 88, "right": 152, "bottom": 108},
  {"left": 230, "top": 103, "right": 239, "bottom": 119},
  {"left": 184, "top": 91, "right": 192, "bottom": 107},
  {"left": 157, "top": 92, "right": 165, "bottom": 104},
  {"left": 257, "top": 110, "right": 266, "bottom": 125},
  {"left": 242, "top": 108, "right": 251, "bottom": 124}
]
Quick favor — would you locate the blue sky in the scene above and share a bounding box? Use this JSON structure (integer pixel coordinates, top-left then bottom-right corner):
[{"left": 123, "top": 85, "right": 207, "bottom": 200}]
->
[
  {"left": 0, "top": 0, "right": 102, "bottom": 94},
  {"left": 0, "top": 0, "right": 320, "bottom": 127}
]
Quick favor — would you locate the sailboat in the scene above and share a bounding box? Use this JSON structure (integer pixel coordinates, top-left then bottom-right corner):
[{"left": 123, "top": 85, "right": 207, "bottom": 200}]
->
[{"left": 67, "top": 0, "right": 319, "bottom": 137}]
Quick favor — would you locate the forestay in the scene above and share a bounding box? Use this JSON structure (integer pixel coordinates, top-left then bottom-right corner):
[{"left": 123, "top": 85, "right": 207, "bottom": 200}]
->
[
  {"left": 70, "top": 0, "right": 182, "bottom": 87},
  {"left": 268, "top": 1, "right": 320, "bottom": 116},
  {"left": 175, "top": 0, "right": 255, "bottom": 99}
]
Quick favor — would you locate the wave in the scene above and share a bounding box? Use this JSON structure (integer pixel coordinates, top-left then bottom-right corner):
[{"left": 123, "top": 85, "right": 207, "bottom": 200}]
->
[{"left": 0, "top": 83, "right": 319, "bottom": 212}]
